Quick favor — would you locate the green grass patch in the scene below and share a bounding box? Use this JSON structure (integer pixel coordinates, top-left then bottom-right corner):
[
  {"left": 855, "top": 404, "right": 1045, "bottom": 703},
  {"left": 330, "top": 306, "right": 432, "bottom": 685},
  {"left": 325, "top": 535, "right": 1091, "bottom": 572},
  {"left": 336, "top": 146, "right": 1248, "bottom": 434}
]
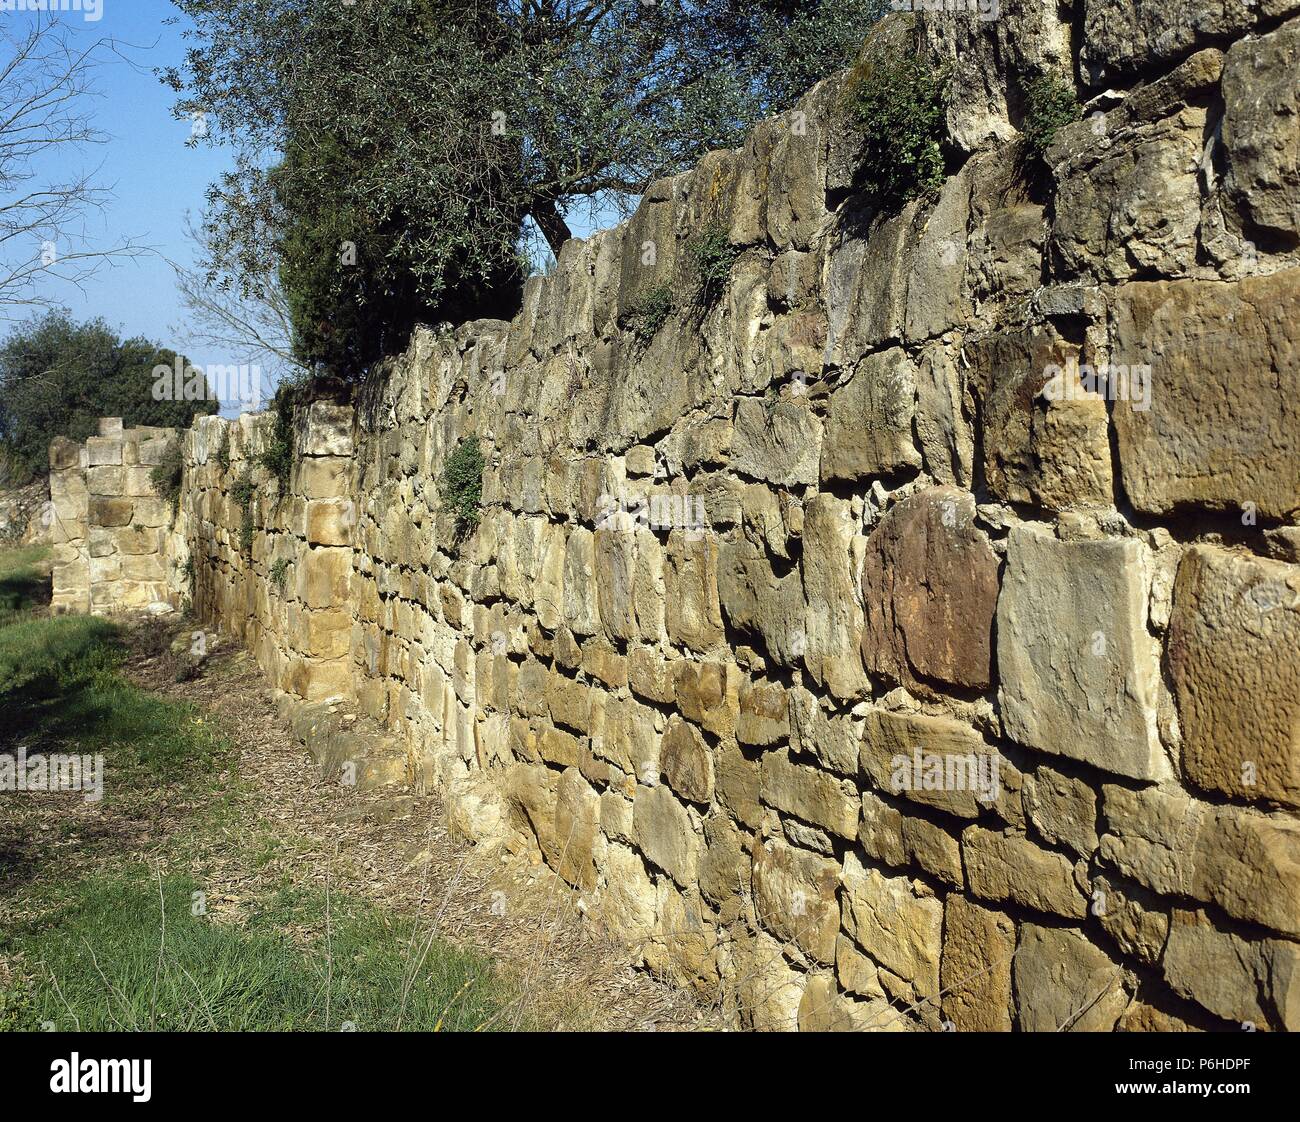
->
[
  {"left": 0, "top": 543, "right": 50, "bottom": 622},
  {"left": 0, "top": 614, "right": 227, "bottom": 784},
  {"left": 0, "top": 872, "right": 515, "bottom": 1031}
]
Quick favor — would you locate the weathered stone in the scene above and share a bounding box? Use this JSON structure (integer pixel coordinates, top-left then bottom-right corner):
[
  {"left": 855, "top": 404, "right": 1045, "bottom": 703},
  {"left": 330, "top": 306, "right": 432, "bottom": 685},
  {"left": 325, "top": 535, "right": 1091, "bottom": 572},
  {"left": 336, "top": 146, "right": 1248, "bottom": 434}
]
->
[
  {"left": 736, "top": 678, "right": 789, "bottom": 747},
  {"left": 716, "top": 743, "right": 762, "bottom": 830},
  {"left": 963, "top": 826, "right": 1088, "bottom": 919},
  {"left": 997, "top": 528, "right": 1166, "bottom": 780},
  {"left": 673, "top": 660, "right": 739, "bottom": 740},
  {"left": 1014, "top": 924, "right": 1129, "bottom": 1032},
  {"left": 730, "top": 398, "right": 822, "bottom": 487},
  {"left": 787, "top": 687, "right": 857, "bottom": 776},
  {"left": 801, "top": 494, "right": 869, "bottom": 700},
  {"left": 1024, "top": 767, "right": 1100, "bottom": 857},
  {"left": 663, "top": 531, "right": 724, "bottom": 653},
  {"left": 760, "top": 749, "right": 859, "bottom": 840},
  {"left": 1221, "top": 19, "right": 1300, "bottom": 240},
  {"left": 819, "top": 348, "right": 922, "bottom": 483},
  {"left": 840, "top": 855, "right": 942, "bottom": 1007},
  {"left": 659, "top": 716, "right": 714, "bottom": 804},
  {"left": 859, "top": 488, "right": 999, "bottom": 692},
  {"left": 554, "top": 767, "right": 601, "bottom": 891},
  {"left": 859, "top": 791, "right": 963, "bottom": 887},
  {"left": 716, "top": 535, "right": 804, "bottom": 665},
  {"left": 751, "top": 837, "right": 839, "bottom": 964},
  {"left": 1091, "top": 875, "right": 1169, "bottom": 967},
  {"left": 1101, "top": 783, "right": 1300, "bottom": 937},
  {"left": 1168, "top": 545, "right": 1300, "bottom": 808},
  {"left": 968, "top": 326, "right": 1113, "bottom": 509},
  {"left": 1163, "top": 909, "right": 1300, "bottom": 1030},
  {"left": 632, "top": 783, "right": 700, "bottom": 887},
  {"left": 861, "top": 709, "right": 1003, "bottom": 820},
  {"left": 699, "top": 812, "right": 749, "bottom": 910},
  {"left": 1109, "top": 271, "right": 1300, "bottom": 518},
  {"left": 940, "top": 896, "right": 1016, "bottom": 1032},
  {"left": 734, "top": 930, "right": 805, "bottom": 1032}
]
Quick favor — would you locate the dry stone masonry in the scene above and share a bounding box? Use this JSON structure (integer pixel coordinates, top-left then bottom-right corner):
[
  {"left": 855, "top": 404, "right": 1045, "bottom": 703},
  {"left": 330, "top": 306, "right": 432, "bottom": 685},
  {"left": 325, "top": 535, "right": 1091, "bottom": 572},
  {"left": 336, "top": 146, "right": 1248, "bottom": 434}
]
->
[{"left": 52, "top": 6, "right": 1300, "bottom": 1030}]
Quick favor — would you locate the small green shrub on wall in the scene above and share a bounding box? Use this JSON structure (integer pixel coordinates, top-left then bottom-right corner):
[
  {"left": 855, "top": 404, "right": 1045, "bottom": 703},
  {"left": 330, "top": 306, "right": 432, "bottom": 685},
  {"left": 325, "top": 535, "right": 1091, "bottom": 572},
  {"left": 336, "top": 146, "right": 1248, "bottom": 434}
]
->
[
  {"left": 150, "top": 439, "right": 185, "bottom": 509},
  {"left": 690, "top": 222, "right": 741, "bottom": 304},
  {"left": 215, "top": 428, "right": 231, "bottom": 473},
  {"left": 625, "top": 283, "right": 675, "bottom": 344},
  {"left": 256, "top": 380, "right": 300, "bottom": 493},
  {"left": 1020, "top": 71, "right": 1080, "bottom": 161},
  {"left": 849, "top": 46, "right": 949, "bottom": 211},
  {"left": 231, "top": 472, "right": 255, "bottom": 556},
  {"left": 268, "top": 556, "right": 291, "bottom": 593},
  {"left": 440, "top": 437, "right": 485, "bottom": 543}
]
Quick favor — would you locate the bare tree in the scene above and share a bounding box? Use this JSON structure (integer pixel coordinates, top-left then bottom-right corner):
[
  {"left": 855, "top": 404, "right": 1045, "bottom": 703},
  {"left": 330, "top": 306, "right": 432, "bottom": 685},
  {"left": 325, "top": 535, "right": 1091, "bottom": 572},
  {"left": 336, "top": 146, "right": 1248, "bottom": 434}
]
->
[
  {"left": 168, "top": 213, "right": 309, "bottom": 391},
  {"left": 0, "top": 14, "right": 149, "bottom": 318}
]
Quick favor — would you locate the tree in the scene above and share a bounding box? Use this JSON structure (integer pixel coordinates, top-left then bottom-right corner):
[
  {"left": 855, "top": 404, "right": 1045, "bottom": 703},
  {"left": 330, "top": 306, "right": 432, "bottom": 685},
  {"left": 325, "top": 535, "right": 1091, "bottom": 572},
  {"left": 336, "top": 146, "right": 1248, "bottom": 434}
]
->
[
  {"left": 0, "top": 14, "right": 149, "bottom": 318},
  {"left": 166, "top": 0, "right": 885, "bottom": 375},
  {"left": 0, "top": 312, "right": 217, "bottom": 484}
]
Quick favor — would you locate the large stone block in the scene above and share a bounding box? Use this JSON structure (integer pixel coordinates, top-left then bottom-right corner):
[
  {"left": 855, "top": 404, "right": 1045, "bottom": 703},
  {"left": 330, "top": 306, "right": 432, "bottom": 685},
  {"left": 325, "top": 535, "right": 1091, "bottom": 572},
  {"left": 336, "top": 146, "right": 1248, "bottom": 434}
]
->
[
  {"left": 819, "top": 348, "right": 921, "bottom": 484},
  {"left": 940, "top": 896, "right": 1016, "bottom": 1032},
  {"left": 659, "top": 716, "right": 714, "bottom": 804},
  {"left": 759, "top": 749, "right": 859, "bottom": 839},
  {"left": 1109, "top": 271, "right": 1300, "bottom": 518},
  {"left": 1168, "top": 545, "right": 1300, "bottom": 807},
  {"left": 663, "top": 531, "right": 724, "bottom": 653},
  {"left": 801, "top": 494, "right": 868, "bottom": 700},
  {"left": 1100, "top": 783, "right": 1300, "bottom": 937},
  {"left": 840, "top": 855, "right": 942, "bottom": 1007},
  {"left": 997, "top": 527, "right": 1165, "bottom": 780},
  {"left": 860, "top": 488, "right": 999, "bottom": 693},
  {"left": 730, "top": 399, "right": 821, "bottom": 487},
  {"left": 963, "top": 826, "right": 1088, "bottom": 920},
  {"left": 1221, "top": 19, "right": 1300, "bottom": 240},
  {"left": 751, "top": 837, "right": 840, "bottom": 964},
  {"left": 632, "top": 783, "right": 699, "bottom": 887},
  {"left": 1013, "top": 925, "right": 1129, "bottom": 1032}
]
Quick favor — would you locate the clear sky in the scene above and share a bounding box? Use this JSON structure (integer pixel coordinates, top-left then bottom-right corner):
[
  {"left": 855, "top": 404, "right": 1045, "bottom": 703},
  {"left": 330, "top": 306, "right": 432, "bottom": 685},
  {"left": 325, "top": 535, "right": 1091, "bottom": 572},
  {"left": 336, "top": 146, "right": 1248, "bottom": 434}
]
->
[
  {"left": 4, "top": 2, "right": 239, "bottom": 388},
  {"left": 3, "top": 1, "right": 618, "bottom": 415}
]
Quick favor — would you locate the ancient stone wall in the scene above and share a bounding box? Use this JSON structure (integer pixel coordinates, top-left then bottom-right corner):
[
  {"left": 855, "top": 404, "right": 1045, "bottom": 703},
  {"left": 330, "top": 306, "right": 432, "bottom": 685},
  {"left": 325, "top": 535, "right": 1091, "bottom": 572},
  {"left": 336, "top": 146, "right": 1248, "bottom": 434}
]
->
[
  {"left": 69, "top": 7, "right": 1300, "bottom": 1029},
  {"left": 48, "top": 418, "right": 178, "bottom": 615}
]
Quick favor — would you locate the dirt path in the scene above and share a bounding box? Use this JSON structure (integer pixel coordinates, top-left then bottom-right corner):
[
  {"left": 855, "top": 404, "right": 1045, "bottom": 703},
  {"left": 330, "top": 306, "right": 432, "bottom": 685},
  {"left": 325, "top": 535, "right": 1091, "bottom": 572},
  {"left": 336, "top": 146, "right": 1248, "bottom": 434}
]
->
[{"left": 101, "top": 619, "right": 714, "bottom": 1031}]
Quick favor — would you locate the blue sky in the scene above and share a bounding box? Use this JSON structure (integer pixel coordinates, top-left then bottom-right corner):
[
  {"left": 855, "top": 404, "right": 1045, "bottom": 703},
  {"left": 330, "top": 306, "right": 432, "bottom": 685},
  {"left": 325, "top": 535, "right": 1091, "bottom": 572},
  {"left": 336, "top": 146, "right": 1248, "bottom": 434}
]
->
[
  {"left": 4, "top": 2, "right": 237, "bottom": 369},
  {"left": 3, "top": 1, "right": 619, "bottom": 414}
]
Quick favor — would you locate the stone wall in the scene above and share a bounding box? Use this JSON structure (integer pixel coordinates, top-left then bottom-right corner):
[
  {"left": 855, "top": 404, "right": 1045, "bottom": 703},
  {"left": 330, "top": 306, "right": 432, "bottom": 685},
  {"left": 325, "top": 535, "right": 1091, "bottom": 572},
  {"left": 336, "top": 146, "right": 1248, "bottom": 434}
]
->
[
  {"left": 49, "top": 418, "right": 178, "bottom": 615},
  {"left": 72, "top": 7, "right": 1300, "bottom": 1029}
]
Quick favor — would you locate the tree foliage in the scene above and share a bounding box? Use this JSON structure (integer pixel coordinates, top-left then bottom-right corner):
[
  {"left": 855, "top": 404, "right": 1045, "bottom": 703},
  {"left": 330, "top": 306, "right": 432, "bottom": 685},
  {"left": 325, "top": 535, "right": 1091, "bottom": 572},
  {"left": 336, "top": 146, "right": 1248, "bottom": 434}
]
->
[
  {"left": 167, "top": 0, "right": 886, "bottom": 377},
  {"left": 0, "top": 312, "right": 217, "bottom": 483}
]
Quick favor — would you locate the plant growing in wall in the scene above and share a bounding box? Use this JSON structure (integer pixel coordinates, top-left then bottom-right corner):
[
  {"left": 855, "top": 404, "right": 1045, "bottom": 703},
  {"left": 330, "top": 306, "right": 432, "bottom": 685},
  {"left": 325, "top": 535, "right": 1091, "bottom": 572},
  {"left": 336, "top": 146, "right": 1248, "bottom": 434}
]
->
[
  {"left": 1020, "top": 71, "right": 1080, "bottom": 163},
  {"left": 440, "top": 436, "right": 485, "bottom": 543},
  {"left": 150, "top": 438, "right": 185, "bottom": 509},
  {"left": 231, "top": 472, "right": 256, "bottom": 556},
  {"left": 849, "top": 44, "right": 950, "bottom": 211},
  {"left": 690, "top": 222, "right": 741, "bottom": 306},
  {"left": 625, "top": 283, "right": 675, "bottom": 345},
  {"left": 268, "top": 556, "right": 291, "bottom": 593},
  {"left": 216, "top": 427, "right": 231, "bottom": 473},
  {"left": 256, "top": 379, "right": 301, "bottom": 494}
]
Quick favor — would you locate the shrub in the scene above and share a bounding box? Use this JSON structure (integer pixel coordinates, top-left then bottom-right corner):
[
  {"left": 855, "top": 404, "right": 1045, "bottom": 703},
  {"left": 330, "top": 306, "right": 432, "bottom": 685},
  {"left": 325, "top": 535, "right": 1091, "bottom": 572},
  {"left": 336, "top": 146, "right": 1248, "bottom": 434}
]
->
[
  {"left": 850, "top": 47, "right": 949, "bottom": 210},
  {"left": 440, "top": 437, "right": 485, "bottom": 543},
  {"left": 149, "top": 439, "right": 185, "bottom": 509},
  {"left": 231, "top": 472, "right": 255, "bottom": 556},
  {"left": 256, "top": 381, "right": 299, "bottom": 492},
  {"left": 626, "top": 283, "right": 675, "bottom": 343},
  {"left": 690, "top": 223, "right": 741, "bottom": 304},
  {"left": 1021, "top": 71, "right": 1080, "bottom": 160},
  {"left": 216, "top": 427, "right": 231, "bottom": 472},
  {"left": 268, "top": 556, "right": 291, "bottom": 593}
]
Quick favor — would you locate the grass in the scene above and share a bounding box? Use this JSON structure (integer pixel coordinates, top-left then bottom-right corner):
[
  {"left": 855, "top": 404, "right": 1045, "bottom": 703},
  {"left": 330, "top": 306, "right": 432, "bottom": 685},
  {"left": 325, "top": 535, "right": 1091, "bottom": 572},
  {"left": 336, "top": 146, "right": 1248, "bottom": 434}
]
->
[
  {"left": 0, "top": 543, "right": 49, "bottom": 623},
  {"left": 0, "top": 872, "right": 515, "bottom": 1031},
  {"left": 0, "top": 548, "right": 227, "bottom": 787}
]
